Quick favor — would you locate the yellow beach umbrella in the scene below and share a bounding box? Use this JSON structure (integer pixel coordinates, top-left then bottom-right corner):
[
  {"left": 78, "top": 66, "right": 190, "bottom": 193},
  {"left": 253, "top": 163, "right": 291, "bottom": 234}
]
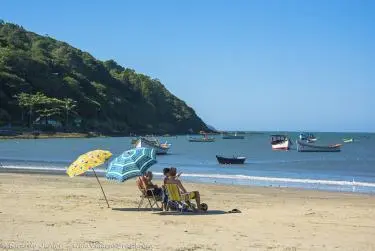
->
[
  {"left": 67, "top": 150, "right": 112, "bottom": 177},
  {"left": 67, "top": 149, "right": 112, "bottom": 208}
]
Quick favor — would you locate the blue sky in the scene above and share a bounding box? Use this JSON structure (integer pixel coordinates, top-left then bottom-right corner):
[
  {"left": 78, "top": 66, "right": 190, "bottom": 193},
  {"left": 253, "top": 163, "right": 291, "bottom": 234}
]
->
[{"left": 2, "top": 0, "right": 374, "bottom": 132}]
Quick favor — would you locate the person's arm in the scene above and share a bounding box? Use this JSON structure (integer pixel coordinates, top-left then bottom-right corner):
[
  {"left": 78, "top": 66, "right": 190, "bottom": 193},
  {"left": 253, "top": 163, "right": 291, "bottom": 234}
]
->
[
  {"left": 177, "top": 180, "right": 187, "bottom": 194},
  {"left": 144, "top": 178, "right": 156, "bottom": 189},
  {"left": 148, "top": 181, "right": 158, "bottom": 189}
]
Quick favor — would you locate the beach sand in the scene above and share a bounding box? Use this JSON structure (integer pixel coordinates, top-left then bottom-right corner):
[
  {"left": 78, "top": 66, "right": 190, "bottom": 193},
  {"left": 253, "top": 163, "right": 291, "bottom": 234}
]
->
[{"left": 1, "top": 173, "right": 375, "bottom": 251}]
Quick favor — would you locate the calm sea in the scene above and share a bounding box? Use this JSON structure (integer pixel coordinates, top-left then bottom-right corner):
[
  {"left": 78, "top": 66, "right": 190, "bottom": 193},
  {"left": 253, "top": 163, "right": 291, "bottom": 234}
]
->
[{"left": 1, "top": 132, "right": 374, "bottom": 193}]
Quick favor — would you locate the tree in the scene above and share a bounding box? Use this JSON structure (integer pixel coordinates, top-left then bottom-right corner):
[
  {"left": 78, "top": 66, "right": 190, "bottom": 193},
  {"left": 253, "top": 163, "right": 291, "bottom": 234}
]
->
[
  {"left": 15, "top": 92, "right": 53, "bottom": 128},
  {"left": 61, "top": 98, "right": 77, "bottom": 129},
  {"left": 36, "top": 107, "right": 61, "bottom": 126}
]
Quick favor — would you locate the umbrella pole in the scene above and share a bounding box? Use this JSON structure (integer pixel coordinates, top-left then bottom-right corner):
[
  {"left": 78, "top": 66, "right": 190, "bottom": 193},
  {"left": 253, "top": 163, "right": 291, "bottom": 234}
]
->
[{"left": 92, "top": 168, "right": 110, "bottom": 208}]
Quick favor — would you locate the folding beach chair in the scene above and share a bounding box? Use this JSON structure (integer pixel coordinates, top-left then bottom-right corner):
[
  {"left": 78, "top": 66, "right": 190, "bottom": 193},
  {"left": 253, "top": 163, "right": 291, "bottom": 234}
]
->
[
  {"left": 164, "top": 183, "right": 197, "bottom": 212},
  {"left": 136, "top": 177, "right": 162, "bottom": 211}
]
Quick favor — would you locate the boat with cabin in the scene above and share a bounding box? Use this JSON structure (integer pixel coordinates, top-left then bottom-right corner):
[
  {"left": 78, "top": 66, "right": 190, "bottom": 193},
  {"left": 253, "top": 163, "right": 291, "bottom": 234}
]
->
[
  {"left": 216, "top": 155, "right": 246, "bottom": 164},
  {"left": 299, "top": 132, "right": 317, "bottom": 143},
  {"left": 134, "top": 137, "right": 171, "bottom": 155},
  {"left": 296, "top": 140, "right": 341, "bottom": 152},
  {"left": 270, "top": 135, "right": 290, "bottom": 150}
]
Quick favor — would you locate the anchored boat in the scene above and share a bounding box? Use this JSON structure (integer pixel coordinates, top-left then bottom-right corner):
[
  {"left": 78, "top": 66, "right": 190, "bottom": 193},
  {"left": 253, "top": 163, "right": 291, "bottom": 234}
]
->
[
  {"left": 134, "top": 137, "right": 171, "bottom": 155},
  {"left": 343, "top": 138, "right": 354, "bottom": 143},
  {"left": 216, "top": 155, "right": 246, "bottom": 164},
  {"left": 299, "top": 132, "right": 317, "bottom": 143},
  {"left": 296, "top": 140, "right": 341, "bottom": 152},
  {"left": 270, "top": 135, "right": 290, "bottom": 150},
  {"left": 188, "top": 134, "right": 215, "bottom": 142}
]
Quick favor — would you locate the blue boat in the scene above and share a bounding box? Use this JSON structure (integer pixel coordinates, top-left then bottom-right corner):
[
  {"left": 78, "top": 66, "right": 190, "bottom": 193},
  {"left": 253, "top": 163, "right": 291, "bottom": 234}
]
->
[
  {"left": 296, "top": 140, "right": 341, "bottom": 152},
  {"left": 299, "top": 132, "right": 317, "bottom": 143},
  {"left": 216, "top": 155, "right": 246, "bottom": 164}
]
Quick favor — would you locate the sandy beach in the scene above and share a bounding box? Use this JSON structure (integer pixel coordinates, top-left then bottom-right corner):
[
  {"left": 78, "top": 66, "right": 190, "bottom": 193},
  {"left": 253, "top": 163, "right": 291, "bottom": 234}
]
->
[{"left": 1, "top": 173, "right": 375, "bottom": 251}]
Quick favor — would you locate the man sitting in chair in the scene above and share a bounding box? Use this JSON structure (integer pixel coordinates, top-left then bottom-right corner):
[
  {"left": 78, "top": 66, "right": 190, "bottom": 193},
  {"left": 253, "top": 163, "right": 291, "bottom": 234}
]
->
[
  {"left": 141, "top": 171, "right": 163, "bottom": 197},
  {"left": 165, "top": 167, "right": 202, "bottom": 211}
]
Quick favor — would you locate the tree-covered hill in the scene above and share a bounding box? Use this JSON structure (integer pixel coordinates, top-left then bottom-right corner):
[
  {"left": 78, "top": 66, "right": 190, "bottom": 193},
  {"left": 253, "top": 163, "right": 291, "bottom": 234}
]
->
[{"left": 0, "top": 21, "right": 208, "bottom": 134}]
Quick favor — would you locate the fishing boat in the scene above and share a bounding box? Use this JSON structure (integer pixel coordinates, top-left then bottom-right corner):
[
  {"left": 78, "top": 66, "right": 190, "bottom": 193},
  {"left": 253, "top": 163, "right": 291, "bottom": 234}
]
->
[
  {"left": 222, "top": 132, "right": 245, "bottom": 139},
  {"left": 299, "top": 132, "right": 317, "bottom": 143},
  {"left": 134, "top": 137, "right": 171, "bottom": 155},
  {"left": 188, "top": 136, "right": 215, "bottom": 142},
  {"left": 270, "top": 135, "right": 290, "bottom": 150},
  {"left": 188, "top": 134, "right": 215, "bottom": 142},
  {"left": 296, "top": 140, "right": 341, "bottom": 152},
  {"left": 216, "top": 155, "right": 246, "bottom": 164}
]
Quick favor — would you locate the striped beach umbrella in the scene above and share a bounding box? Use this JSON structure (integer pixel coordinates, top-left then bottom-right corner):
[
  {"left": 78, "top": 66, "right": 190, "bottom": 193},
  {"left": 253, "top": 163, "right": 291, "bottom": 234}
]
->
[{"left": 106, "top": 147, "right": 157, "bottom": 182}]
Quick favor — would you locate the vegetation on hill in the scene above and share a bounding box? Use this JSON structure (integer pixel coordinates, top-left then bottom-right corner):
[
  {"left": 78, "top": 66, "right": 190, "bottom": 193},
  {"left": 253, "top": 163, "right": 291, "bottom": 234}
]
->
[{"left": 0, "top": 21, "right": 208, "bottom": 134}]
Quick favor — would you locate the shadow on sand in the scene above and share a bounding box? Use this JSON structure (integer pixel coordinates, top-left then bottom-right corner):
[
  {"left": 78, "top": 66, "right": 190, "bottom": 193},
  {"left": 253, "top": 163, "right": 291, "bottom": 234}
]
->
[
  {"left": 111, "top": 208, "right": 228, "bottom": 215},
  {"left": 111, "top": 207, "right": 162, "bottom": 212},
  {"left": 155, "top": 210, "right": 227, "bottom": 216}
]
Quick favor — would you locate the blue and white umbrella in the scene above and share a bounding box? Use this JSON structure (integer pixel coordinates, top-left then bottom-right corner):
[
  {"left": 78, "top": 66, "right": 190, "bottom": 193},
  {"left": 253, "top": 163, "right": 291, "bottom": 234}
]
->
[{"left": 106, "top": 147, "right": 157, "bottom": 182}]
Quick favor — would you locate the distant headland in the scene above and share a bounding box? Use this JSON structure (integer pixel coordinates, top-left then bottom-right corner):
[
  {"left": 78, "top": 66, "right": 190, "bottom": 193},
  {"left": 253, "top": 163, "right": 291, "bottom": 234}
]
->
[{"left": 0, "top": 21, "right": 210, "bottom": 137}]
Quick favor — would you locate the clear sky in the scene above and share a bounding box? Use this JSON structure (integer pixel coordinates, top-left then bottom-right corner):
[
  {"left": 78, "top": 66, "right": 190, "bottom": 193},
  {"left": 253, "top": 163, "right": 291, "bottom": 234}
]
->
[{"left": 2, "top": 0, "right": 374, "bottom": 132}]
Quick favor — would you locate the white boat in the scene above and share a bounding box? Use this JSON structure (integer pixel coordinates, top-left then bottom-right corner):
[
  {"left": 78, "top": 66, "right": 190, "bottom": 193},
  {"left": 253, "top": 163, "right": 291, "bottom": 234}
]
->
[
  {"left": 343, "top": 138, "right": 354, "bottom": 143},
  {"left": 296, "top": 140, "right": 341, "bottom": 152},
  {"left": 270, "top": 135, "right": 290, "bottom": 150},
  {"left": 135, "top": 137, "right": 171, "bottom": 155}
]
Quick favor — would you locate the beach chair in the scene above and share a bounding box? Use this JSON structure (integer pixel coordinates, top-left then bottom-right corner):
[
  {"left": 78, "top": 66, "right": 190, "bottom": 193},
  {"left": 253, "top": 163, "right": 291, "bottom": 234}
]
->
[
  {"left": 136, "top": 177, "right": 162, "bottom": 211},
  {"left": 164, "top": 183, "right": 197, "bottom": 212}
]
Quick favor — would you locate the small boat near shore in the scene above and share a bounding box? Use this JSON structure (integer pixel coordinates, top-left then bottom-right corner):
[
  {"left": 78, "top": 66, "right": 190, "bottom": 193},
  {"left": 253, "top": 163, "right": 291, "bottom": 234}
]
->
[
  {"left": 134, "top": 137, "right": 171, "bottom": 155},
  {"left": 216, "top": 155, "right": 246, "bottom": 164},
  {"left": 270, "top": 135, "right": 290, "bottom": 150},
  {"left": 296, "top": 140, "right": 341, "bottom": 152}
]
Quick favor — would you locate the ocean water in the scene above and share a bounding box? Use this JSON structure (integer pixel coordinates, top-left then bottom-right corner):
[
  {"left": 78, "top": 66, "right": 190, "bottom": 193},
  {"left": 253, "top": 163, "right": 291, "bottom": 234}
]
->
[{"left": 0, "top": 132, "right": 374, "bottom": 193}]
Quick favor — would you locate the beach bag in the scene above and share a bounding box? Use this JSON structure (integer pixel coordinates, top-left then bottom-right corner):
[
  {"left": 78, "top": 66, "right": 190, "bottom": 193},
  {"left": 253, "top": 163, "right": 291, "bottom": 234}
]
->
[{"left": 167, "top": 201, "right": 180, "bottom": 211}]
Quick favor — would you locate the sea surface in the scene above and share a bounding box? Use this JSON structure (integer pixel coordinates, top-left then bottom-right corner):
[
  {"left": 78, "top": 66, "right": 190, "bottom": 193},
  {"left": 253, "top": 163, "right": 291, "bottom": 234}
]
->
[{"left": 1, "top": 132, "right": 374, "bottom": 193}]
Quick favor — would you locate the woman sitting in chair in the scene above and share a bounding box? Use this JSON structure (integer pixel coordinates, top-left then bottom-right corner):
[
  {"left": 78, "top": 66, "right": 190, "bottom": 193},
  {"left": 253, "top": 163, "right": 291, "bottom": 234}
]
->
[{"left": 165, "top": 167, "right": 202, "bottom": 211}]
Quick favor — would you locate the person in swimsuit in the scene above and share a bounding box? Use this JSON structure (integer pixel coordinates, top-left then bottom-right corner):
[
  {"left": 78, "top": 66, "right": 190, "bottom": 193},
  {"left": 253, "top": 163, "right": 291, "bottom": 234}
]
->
[{"left": 165, "top": 167, "right": 202, "bottom": 211}]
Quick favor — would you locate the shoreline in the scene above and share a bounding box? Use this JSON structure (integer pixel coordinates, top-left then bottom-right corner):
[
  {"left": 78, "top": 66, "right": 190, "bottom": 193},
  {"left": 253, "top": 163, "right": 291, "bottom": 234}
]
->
[
  {"left": 0, "top": 131, "right": 372, "bottom": 140},
  {"left": 1, "top": 173, "right": 375, "bottom": 250},
  {"left": 0, "top": 132, "right": 91, "bottom": 139},
  {"left": 1, "top": 167, "right": 374, "bottom": 196}
]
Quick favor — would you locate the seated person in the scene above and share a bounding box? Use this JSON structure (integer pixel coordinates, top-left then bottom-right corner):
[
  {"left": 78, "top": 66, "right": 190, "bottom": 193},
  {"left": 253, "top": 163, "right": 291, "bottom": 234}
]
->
[
  {"left": 162, "top": 168, "right": 170, "bottom": 185},
  {"left": 137, "top": 171, "right": 163, "bottom": 197},
  {"left": 165, "top": 167, "right": 202, "bottom": 211},
  {"left": 163, "top": 167, "right": 182, "bottom": 185},
  {"left": 161, "top": 168, "right": 170, "bottom": 211}
]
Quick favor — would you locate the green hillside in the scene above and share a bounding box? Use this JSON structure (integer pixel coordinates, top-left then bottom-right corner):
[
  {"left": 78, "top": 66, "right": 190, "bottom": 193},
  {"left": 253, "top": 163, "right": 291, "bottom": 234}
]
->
[{"left": 0, "top": 21, "right": 208, "bottom": 134}]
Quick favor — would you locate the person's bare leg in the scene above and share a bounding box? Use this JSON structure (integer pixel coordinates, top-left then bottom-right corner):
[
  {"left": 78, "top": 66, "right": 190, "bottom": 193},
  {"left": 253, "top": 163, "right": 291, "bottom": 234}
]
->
[{"left": 194, "top": 191, "right": 201, "bottom": 209}]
